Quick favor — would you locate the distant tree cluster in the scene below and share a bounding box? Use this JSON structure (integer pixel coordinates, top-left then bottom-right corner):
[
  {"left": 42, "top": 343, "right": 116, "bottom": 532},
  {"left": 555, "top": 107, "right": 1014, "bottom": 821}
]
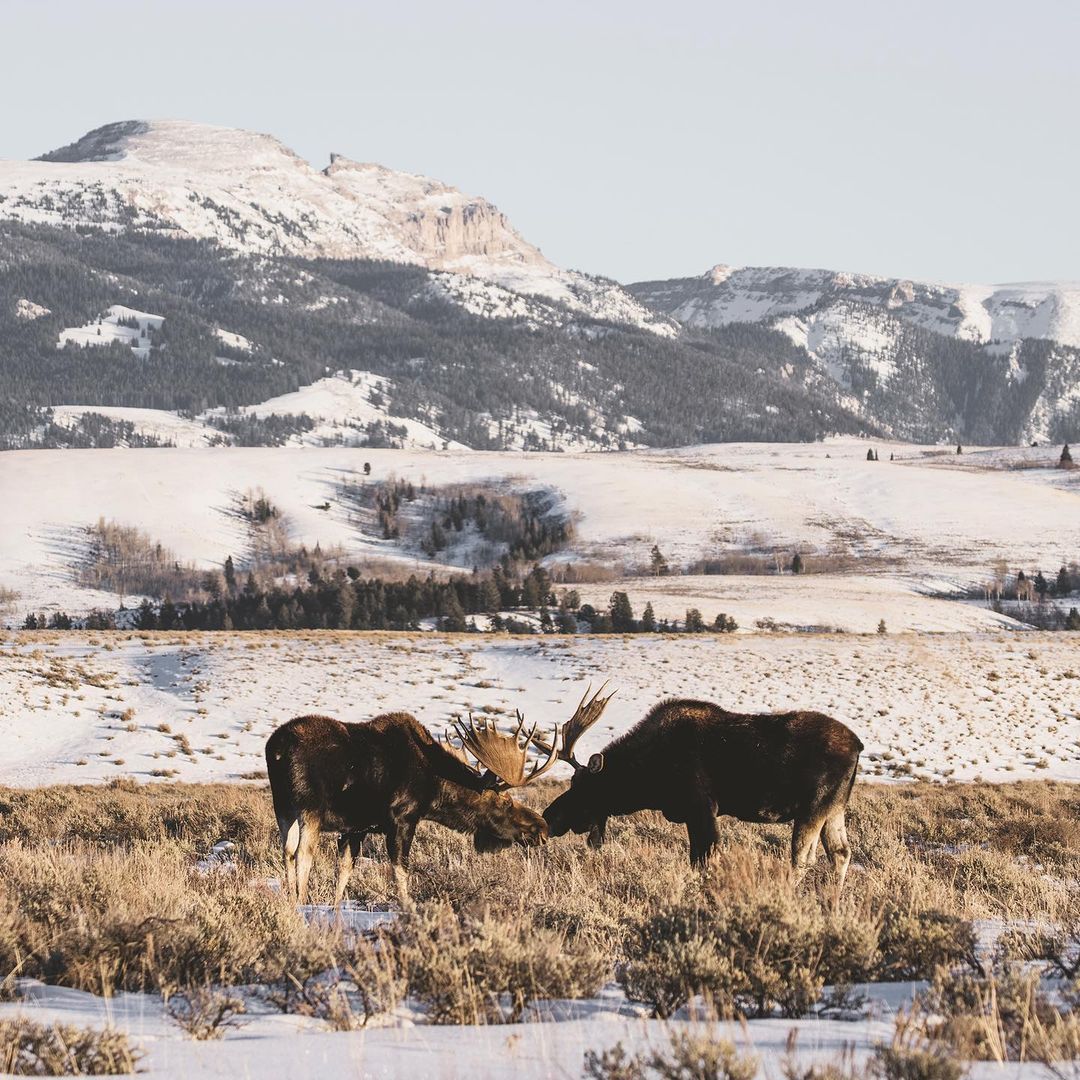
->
[
  {"left": 344, "top": 478, "right": 573, "bottom": 568},
  {"left": 34, "top": 411, "right": 174, "bottom": 449},
  {"left": 572, "top": 591, "right": 738, "bottom": 635}
]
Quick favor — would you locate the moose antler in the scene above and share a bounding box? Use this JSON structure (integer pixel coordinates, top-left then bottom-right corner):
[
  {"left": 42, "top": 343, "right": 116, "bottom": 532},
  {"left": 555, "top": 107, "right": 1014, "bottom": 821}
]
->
[
  {"left": 531, "top": 683, "right": 617, "bottom": 771},
  {"left": 452, "top": 710, "right": 560, "bottom": 789}
]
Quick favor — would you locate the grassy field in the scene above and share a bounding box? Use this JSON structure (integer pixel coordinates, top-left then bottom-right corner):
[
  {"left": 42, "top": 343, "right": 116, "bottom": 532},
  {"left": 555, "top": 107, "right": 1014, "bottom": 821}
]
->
[{"left": 0, "top": 777, "right": 1077, "bottom": 1075}]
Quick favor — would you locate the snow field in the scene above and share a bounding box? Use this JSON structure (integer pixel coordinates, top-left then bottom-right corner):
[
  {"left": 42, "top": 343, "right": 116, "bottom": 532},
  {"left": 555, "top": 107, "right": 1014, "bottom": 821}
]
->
[
  {"left": 2, "top": 439, "right": 1077, "bottom": 619},
  {"left": 1, "top": 631, "right": 1077, "bottom": 788},
  {"left": 56, "top": 304, "right": 164, "bottom": 359}
]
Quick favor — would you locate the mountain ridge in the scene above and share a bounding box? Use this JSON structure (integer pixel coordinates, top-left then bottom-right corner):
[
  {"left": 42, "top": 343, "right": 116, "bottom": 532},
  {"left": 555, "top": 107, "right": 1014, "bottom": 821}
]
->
[
  {"left": 1, "top": 119, "right": 1078, "bottom": 449},
  {"left": 1, "top": 119, "right": 673, "bottom": 335}
]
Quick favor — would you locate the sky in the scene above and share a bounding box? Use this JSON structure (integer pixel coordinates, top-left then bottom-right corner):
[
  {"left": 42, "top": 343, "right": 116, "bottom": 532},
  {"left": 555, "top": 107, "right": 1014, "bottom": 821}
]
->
[{"left": 3, "top": 0, "right": 1079, "bottom": 285}]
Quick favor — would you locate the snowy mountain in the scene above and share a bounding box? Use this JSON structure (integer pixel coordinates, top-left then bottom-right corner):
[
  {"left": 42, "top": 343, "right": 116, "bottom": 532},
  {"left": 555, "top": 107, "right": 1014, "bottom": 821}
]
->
[
  {"left": 2, "top": 120, "right": 1079, "bottom": 449},
  {"left": 629, "top": 264, "right": 1080, "bottom": 347},
  {"left": 630, "top": 266, "right": 1080, "bottom": 443},
  {"left": 0, "top": 119, "right": 672, "bottom": 335}
]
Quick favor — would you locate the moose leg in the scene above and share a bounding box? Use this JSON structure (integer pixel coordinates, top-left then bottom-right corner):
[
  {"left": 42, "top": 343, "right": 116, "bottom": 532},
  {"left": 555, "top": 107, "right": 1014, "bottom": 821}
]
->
[
  {"left": 820, "top": 812, "right": 852, "bottom": 896},
  {"left": 295, "top": 811, "right": 321, "bottom": 906},
  {"left": 790, "top": 816, "right": 826, "bottom": 883},
  {"left": 383, "top": 817, "right": 418, "bottom": 903},
  {"left": 279, "top": 817, "right": 301, "bottom": 901},
  {"left": 333, "top": 833, "right": 363, "bottom": 907},
  {"left": 686, "top": 803, "right": 720, "bottom": 866}
]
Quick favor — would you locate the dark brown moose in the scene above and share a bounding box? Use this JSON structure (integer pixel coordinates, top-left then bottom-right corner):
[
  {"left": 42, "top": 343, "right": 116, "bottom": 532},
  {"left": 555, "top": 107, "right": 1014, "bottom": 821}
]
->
[
  {"left": 542, "top": 691, "right": 862, "bottom": 892},
  {"left": 265, "top": 710, "right": 557, "bottom": 904}
]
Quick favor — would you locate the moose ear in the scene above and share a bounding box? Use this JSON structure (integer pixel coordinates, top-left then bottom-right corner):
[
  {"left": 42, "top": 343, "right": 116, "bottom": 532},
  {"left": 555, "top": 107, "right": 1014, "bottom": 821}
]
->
[{"left": 587, "top": 752, "right": 605, "bottom": 774}]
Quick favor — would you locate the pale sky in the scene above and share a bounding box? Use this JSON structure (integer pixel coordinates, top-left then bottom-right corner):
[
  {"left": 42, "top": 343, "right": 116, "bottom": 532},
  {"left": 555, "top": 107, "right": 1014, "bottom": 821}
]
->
[{"left": 3, "top": 0, "right": 1079, "bottom": 285}]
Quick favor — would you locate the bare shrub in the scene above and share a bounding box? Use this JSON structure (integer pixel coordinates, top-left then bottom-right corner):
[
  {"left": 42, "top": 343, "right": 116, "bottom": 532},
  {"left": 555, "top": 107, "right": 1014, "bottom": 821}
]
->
[
  {"left": 167, "top": 986, "right": 247, "bottom": 1039},
  {"left": 877, "top": 909, "right": 979, "bottom": 980},
  {"left": 584, "top": 1030, "right": 758, "bottom": 1080},
  {"left": 915, "top": 964, "right": 1080, "bottom": 1064},
  {"left": 77, "top": 518, "right": 202, "bottom": 601},
  {"left": 872, "top": 1012, "right": 967, "bottom": 1080},
  {"left": 0, "top": 1017, "right": 140, "bottom": 1075},
  {"left": 394, "top": 902, "right": 607, "bottom": 1023},
  {"left": 998, "top": 896, "right": 1080, "bottom": 979},
  {"left": 619, "top": 886, "right": 879, "bottom": 1019},
  {"left": 0, "top": 841, "right": 335, "bottom": 996}
]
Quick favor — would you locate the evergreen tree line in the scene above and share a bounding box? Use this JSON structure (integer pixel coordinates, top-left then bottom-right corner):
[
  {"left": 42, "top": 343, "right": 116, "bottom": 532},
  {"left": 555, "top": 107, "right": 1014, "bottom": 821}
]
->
[{"left": 22, "top": 570, "right": 735, "bottom": 635}]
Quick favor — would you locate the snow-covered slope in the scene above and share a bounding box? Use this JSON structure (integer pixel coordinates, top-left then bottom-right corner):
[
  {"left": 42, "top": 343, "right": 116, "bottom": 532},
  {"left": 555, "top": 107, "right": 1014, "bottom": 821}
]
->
[
  {"left": 56, "top": 304, "right": 164, "bottom": 359},
  {"left": 631, "top": 266, "right": 1080, "bottom": 442},
  {"left": 631, "top": 264, "right": 1080, "bottom": 348},
  {"left": 2, "top": 439, "right": 1077, "bottom": 620},
  {"left": 0, "top": 120, "right": 672, "bottom": 334},
  {"left": 221, "top": 370, "right": 468, "bottom": 450}
]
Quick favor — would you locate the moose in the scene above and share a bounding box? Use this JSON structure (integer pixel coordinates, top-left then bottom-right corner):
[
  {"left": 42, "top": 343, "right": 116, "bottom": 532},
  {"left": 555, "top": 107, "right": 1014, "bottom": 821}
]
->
[
  {"left": 542, "top": 690, "right": 863, "bottom": 892},
  {"left": 265, "top": 709, "right": 560, "bottom": 904}
]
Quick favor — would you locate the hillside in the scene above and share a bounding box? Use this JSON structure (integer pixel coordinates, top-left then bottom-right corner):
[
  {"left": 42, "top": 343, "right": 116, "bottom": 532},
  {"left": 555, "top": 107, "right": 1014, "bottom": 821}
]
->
[
  {"left": 3, "top": 439, "right": 1077, "bottom": 629},
  {"left": 2, "top": 120, "right": 1079, "bottom": 449},
  {"left": 2, "top": 119, "right": 671, "bottom": 334},
  {"left": 630, "top": 266, "right": 1080, "bottom": 443},
  {"left": 0, "top": 223, "right": 867, "bottom": 451}
]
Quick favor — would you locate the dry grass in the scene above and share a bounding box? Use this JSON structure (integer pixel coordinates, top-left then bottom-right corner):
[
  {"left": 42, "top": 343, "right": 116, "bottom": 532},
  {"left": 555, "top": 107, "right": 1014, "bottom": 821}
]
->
[
  {"left": 0, "top": 779, "right": 1074, "bottom": 1035},
  {"left": 0, "top": 1017, "right": 140, "bottom": 1075}
]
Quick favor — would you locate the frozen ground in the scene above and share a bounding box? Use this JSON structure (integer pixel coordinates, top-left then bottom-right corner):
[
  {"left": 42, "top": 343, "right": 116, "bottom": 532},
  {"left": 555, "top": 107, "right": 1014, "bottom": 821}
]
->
[
  {"left": 0, "top": 980, "right": 931, "bottom": 1080},
  {"left": 1, "top": 438, "right": 1077, "bottom": 620},
  {"left": 573, "top": 574, "right": 1021, "bottom": 633},
  {"left": 1, "top": 631, "right": 1078, "bottom": 788}
]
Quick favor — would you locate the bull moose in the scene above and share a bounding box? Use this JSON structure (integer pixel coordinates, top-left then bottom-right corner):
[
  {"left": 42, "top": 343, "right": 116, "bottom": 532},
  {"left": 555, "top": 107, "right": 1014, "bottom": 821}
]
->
[
  {"left": 265, "top": 710, "right": 559, "bottom": 904},
  {"left": 542, "top": 690, "right": 862, "bottom": 891}
]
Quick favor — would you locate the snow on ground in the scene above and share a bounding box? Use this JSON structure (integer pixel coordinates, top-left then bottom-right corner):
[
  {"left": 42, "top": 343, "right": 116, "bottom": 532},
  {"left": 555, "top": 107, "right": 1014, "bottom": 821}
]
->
[
  {"left": 56, "top": 304, "right": 164, "bottom": 359},
  {"left": 49, "top": 405, "right": 224, "bottom": 447},
  {"left": 213, "top": 327, "right": 253, "bottom": 352},
  {"left": 0, "top": 979, "right": 937, "bottom": 1080},
  {"left": 574, "top": 574, "right": 1022, "bottom": 633},
  {"left": 1, "top": 438, "right": 1077, "bottom": 619},
  {"left": 1, "top": 631, "right": 1077, "bottom": 788},
  {"left": 15, "top": 297, "right": 50, "bottom": 320},
  {"left": 225, "top": 370, "right": 467, "bottom": 450}
]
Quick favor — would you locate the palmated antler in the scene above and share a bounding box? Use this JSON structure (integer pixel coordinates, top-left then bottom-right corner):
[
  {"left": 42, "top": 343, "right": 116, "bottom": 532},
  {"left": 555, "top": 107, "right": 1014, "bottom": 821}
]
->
[
  {"left": 452, "top": 710, "right": 560, "bottom": 790},
  {"left": 533, "top": 683, "right": 617, "bottom": 772}
]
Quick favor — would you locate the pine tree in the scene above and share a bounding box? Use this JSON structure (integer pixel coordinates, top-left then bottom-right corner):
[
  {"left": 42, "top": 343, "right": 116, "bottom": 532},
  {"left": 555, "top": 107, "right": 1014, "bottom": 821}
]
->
[
  {"left": 1035, "top": 571, "right": 1049, "bottom": 599},
  {"left": 441, "top": 592, "right": 468, "bottom": 632},
  {"left": 649, "top": 544, "right": 669, "bottom": 576},
  {"left": 1057, "top": 565, "right": 1072, "bottom": 596},
  {"left": 791, "top": 552, "right": 804, "bottom": 575},
  {"left": 609, "top": 591, "right": 636, "bottom": 632},
  {"left": 159, "top": 598, "right": 178, "bottom": 629},
  {"left": 641, "top": 601, "right": 657, "bottom": 632},
  {"left": 480, "top": 578, "right": 501, "bottom": 612},
  {"left": 136, "top": 598, "right": 157, "bottom": 630},
  {"left": 684, "top": 608, "right": 705, "bottom": 633},
  {"left": 1060, "top": 444, "right": 1074, "bottom": 468},
  {"left": 223, "top": 555, "right": 236, "bottom": 592},
  {"left": 877, "top": 618, "right": 887, "bottom": 634},
  {"left": 1065, "top": 607, "right": 1080, "bottom": 631}
]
